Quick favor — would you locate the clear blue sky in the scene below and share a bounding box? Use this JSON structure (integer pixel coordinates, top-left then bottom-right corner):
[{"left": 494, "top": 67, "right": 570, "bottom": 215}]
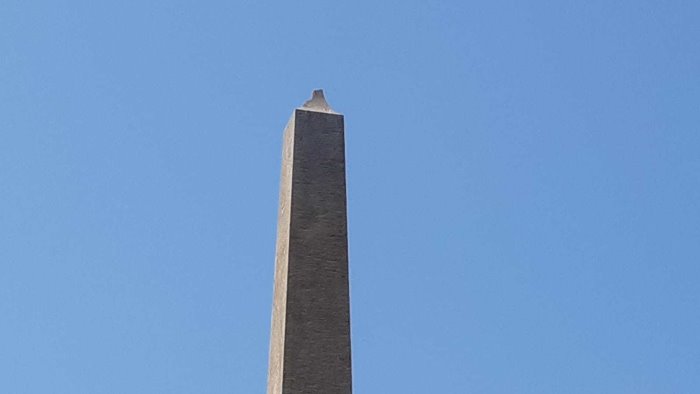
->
[{"left": 2, "top": 1, "right": 699, "bottom": 393}]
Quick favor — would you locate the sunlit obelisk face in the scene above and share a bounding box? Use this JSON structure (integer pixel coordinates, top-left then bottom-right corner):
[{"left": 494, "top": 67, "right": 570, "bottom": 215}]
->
[{"left": 267, "top": 90, "right": 352, "bottom": 394}]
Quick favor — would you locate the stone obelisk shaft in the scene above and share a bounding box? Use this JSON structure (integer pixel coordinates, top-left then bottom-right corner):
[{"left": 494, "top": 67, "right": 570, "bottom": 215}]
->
[{"left": 267, "top": 91, "right": 352, "bottom": 394}]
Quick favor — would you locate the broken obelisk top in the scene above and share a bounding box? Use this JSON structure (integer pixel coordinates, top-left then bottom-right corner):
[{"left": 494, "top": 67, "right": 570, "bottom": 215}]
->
[
  {"left": 267, "top": 90, "right": 352, "bottom": 394},
  {"left": 301, "top": 89, "right": 336, "bottom": 113}
]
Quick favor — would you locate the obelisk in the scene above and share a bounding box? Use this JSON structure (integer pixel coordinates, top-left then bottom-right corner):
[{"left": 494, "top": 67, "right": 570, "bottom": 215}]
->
[{"left": 267, "top": 90, "right": 352, "bottom": 394}]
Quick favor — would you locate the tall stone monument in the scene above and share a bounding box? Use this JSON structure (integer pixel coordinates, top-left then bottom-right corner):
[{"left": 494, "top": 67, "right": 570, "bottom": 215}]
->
[{"left": 267, "top": 90, "right": 352, "bottom": 394}]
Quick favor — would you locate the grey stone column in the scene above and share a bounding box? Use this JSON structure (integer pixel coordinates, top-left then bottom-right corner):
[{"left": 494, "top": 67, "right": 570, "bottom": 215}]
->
[{"left": 267, "top": 90, "right": 352, "bottom": 394}]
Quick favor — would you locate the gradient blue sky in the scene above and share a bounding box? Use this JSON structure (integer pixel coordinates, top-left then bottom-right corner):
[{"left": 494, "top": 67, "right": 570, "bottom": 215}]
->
[{"left": 2, "top": 1, "right": 699, "bottom": 393}]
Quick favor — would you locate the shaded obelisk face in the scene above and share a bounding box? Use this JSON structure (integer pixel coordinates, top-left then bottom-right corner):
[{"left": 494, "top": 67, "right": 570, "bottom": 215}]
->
[{"left": 267, "top": 90, "right": 352, "bottom": 394}]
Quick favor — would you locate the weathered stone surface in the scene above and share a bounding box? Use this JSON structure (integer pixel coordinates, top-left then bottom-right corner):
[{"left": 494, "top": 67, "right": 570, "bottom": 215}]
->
[{"left": 267, "top": 91, "right": 352, "bottom": 394}]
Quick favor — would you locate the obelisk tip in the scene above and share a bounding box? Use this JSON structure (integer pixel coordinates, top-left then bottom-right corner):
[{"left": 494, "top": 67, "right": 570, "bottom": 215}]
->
[
  {"left": 301, "top": 89, "right": 335, "bottom": 113},
  {"left": 312, "top": 89, "right": 325, "bottom": 100}
]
